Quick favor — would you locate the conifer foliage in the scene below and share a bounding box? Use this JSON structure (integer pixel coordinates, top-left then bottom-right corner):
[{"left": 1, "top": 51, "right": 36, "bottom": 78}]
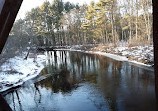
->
[{"left": 11, "top": 0, "right": 152, "bottom": 46}]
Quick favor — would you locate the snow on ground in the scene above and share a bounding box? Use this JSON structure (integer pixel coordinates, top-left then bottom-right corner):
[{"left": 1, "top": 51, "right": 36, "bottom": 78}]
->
[
  {"left": 0, "top": 54, "right": 47, "bottom": 92},
  {"left": 105, "top": 45, "right": 154, "bottom": 66}
]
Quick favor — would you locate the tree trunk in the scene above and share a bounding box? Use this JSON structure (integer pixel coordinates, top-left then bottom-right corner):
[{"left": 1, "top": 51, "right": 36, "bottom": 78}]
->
[{"left": 135, "top": 0, "right": 138, "bottom": 41}]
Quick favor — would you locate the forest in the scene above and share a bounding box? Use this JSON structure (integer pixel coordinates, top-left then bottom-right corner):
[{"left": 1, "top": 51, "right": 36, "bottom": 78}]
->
[{"left": 0, "top": 0, "right": 152, "bottom": 63}]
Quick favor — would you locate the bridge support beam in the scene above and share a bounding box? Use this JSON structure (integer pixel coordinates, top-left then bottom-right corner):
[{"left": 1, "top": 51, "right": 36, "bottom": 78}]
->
[
  {"left": 153, "top": 0, "right": 158, "bottom": 109},
  {"left": 0, "top": 0, "right": 23, "bottom": 54},
  {"left": 0, "top": 0, "right": 23, "bottom": 111}
]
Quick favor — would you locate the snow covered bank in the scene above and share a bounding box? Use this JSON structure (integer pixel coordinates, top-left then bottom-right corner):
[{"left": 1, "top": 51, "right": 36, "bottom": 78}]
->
[
  {"left": 0, "top": 54, "right": 47, "bottom": 92},
  {"left": 92, "top": 51, "right": 128, "bottom": 61},
  {"left": 70, "top": 45, "right": 154, "bottom": 67},
  {"left": 0, "top": 45, "right": 153, "bottom": 92},
  {"left": 86, "top": 51, "right": 153, "bottom": 68}
]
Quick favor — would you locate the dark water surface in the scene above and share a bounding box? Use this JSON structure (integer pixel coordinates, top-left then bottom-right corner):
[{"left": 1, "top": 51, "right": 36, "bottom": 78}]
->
[{"left": 3, "top": 51, "right": 156, "bottom": 111}]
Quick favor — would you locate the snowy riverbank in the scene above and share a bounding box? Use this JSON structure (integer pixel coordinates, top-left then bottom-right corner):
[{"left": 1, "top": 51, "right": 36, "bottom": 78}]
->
[
  {"left": 0, "top": 45, "right": 154, "bottom": 92},
  {"left": 0, "top": 53, "right": 46, "bottom": 92},
  {"left": 70, "top": 45, "right": 154, "bottom": 67}
]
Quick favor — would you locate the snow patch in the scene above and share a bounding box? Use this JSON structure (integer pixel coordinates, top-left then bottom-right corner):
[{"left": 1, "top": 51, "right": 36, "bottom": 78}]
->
[
  {"left": 0, "top": 54, "right": 47, "bottom": 92},
  {"left": 73, "top": 45, "right": 153, "bottom": 67}
]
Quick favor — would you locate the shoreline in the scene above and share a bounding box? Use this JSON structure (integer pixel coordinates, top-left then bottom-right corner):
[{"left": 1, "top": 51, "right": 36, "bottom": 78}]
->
[
  {"left": 0, "top": 54, "right": 46, "bottom": 92},
  {"left": 0, "top": 45, "right": 154, "bottom": 92},
  {"left": 54, "top": 46, "right": 153, "bottom": 68},
  {"left": 69, "top": 49, "right": 154, "bottom": 70}
]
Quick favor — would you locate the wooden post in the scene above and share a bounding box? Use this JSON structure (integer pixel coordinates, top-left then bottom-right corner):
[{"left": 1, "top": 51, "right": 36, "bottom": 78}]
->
[
  {"left": 0, "top": 0, "right": 23, "bottom": 111},
  {"left": 153, "top": 0, "right": 158, "bottom": 107},
  {"left": 0, "top": 0, "right": 23, "bottom": 53}
]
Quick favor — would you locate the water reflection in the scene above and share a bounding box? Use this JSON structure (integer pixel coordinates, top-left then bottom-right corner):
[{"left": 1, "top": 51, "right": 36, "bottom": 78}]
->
[
  {"left": 36, "top": 68, "right": 78, "bottom": 93},
  {"left": 4, "top": 51, "right": 156, "bottom": 111}
]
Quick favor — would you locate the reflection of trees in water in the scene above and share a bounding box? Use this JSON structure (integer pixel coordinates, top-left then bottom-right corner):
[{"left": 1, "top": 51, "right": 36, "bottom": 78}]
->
[
  {"left": 11, "top": 92, "right": 16, "bottom": 111},
  {"left": 34, "top": 84, "right": 41, "bottom": 104},
  {"left": 36, "top": 68, "right": 78, "bottom": 93},
  {"left": 4, "top": 51, "right": 155, "bottom": 111},
  {"left": 10, "top": 90, "right": 23, "bottom": 111},
  {"left": 43, "top": 51, "right": 122, "bottom": 110},
  {"left": 15, "top": 91, "right": 23, "bottom": 111},
  {"left": 85, "top": 74, "right": 97, "bottom": 83},
  {"left": 43, "top": 51, "right": 119, "bottom": 110},
  {"left": 31, "top": 51, "right": 157, "bottom": 110},
  {"left": 9, "top": 84, "right": 42, "bottom": 111},
  {"left": 7, "top": 81, "right": 46, "bottom": 111},
  {"left": 36, "top": 51, "right": 102, "bottom": 94},
  {"left": 43, "top": 51, "right": 99, "bottom": 83},
  {"left": 123, "top": 64, "right": 153, "bottom": 94},
  {"left": 97, "top": 56, "right": 122, "bottom": 111},
  {"left": 98, "top": 55, "right": 154, "bottom": 111}
]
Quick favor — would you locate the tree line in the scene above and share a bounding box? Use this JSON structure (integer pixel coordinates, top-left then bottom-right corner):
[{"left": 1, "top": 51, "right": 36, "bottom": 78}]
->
[{"left": 10, "top": 0, "right": 153, "bottom": 48}]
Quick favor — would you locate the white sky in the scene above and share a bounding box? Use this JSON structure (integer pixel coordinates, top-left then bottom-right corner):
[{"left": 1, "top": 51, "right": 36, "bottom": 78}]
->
[{"left": 17, "top": 0, "right": 99, "bottom": 19}]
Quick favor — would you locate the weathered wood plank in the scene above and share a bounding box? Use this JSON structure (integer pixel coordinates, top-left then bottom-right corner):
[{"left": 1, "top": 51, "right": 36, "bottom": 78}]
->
[
  {"left": 0, "top": 1, "right": 23, "bottom": 110},
  {"left": 153, "top": 0, "right": 158, "bottom": 105},
  {"left": 0, "top": 0, "right": 5, "bottom": 14},
  {"left": 0, "top": 0, "right": 23, "bottom": 54}
]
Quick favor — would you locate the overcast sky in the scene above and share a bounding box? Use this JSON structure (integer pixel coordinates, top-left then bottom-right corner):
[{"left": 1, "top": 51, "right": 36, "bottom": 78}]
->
[{"left": 17, "top": 0, "right": 99, "bottom": 19}]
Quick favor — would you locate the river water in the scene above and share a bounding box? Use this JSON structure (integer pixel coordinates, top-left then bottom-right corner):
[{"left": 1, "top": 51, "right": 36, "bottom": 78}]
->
[{"left": 3, "top": 51, "right": 156, "bottom": 111}]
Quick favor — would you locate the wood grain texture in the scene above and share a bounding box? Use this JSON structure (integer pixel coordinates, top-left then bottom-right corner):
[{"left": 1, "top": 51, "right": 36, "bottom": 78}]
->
[{"left": 0, "top": 0, "right": 23, "bottom": 53}]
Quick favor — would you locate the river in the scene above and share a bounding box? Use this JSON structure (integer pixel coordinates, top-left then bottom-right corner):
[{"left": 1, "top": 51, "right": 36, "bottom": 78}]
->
[{"left": 3, "top": 51, "right": 156, "bottom": 111}]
